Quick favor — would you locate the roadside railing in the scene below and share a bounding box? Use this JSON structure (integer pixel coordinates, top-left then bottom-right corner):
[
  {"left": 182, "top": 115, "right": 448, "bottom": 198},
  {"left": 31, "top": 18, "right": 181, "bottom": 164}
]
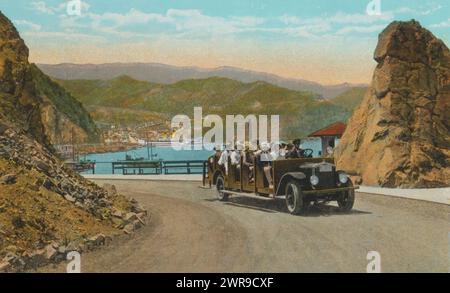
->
[{"left": 66, "top": 160, "right": 208, "bottom": 176}]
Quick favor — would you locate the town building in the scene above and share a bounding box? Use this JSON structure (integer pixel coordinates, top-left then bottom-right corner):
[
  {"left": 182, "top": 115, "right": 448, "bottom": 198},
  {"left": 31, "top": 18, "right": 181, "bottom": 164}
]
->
[{"left": 307, "top": 122, "right": 347, "bottom": 156}]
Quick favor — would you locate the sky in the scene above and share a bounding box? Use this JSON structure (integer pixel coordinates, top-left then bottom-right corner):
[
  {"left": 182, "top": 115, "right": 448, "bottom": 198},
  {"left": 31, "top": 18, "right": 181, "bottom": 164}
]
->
[{"left": 0, "top": 0, "right": 449, "bottom": 85}]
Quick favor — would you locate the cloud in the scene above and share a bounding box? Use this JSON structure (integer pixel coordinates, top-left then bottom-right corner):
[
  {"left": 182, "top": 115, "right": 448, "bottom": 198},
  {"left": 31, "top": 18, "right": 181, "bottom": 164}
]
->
[
  {"left": 276, "top": 11, "right": 394, "bottom": 37},
  {"left": 322, "top": 12, "right": 393, "bottom": 24},
  {"left": 280, "top": 11, "right": 393, "bottom": 26},
  {"left": 30, "top": 1, "right": 90, "bottom": 15},
  {"left": 430, "top": 18, "right": 450, "bottom": 28},
  {"left": 166, "top": 9, "right": 263, "bottom": 34},
  {"left": 26, "top": 7, "right": 396, "bottom": 44},
  {"left": 30, "top": 1, "right": 56, "bottom": 14},
  {"left": 86, "top": 8, "right": 268, "bottom": 39},
  {"left": 22, "top": 31, "right": 105, "bottom": 43},
  {"left": 14, "top": 20, "right": 42, "bottom": 31},
  {"left": 89, "top": 8, "right": 170, "bottom": 27},
  {"left": 396, "top": 4, "right": 443, "bottom": 16},
  {"left": 229, "top": 16, "right": 266, "bottom": 27},
  {"left": 86, "top": 9, "right": 392, "bottom": 40},
  {"left": 279, "top": 15, "right": 302, "bottom": 25},
  {"left": 336, "top": 25, "right": 386, "bottom": 35},
  {"left": 421, "top": 4, "right": 443, "bottom": 15}
]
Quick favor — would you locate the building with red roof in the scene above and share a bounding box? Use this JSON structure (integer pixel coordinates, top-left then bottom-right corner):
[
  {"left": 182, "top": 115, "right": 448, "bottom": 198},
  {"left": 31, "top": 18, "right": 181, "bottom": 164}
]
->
[{"left": 308, "top": 122, "right": 347, "bottom": 156}]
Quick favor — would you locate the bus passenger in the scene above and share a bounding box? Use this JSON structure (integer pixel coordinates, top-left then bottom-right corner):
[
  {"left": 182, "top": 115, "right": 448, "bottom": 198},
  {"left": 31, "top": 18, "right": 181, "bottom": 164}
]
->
[
  {"left": 258, "top": 142, "right": 274, "bottom": 190},
  {"left": 218, "top": 143, "right": 232, "bottom": 175},
  {"left": 243, "top": 142, "right": 255, "bottom": 183},
  {"left": 285, "top": 143, "right": 298, "bottom": 159}
]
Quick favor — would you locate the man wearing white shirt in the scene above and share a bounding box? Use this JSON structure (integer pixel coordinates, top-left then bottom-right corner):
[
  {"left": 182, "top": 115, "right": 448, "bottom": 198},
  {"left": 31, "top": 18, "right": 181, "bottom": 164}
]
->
[
  {"left": 230, "top": 141, "right": 243, "bottom": 180},
  {"left": 230, "top": 148, "right": 241, "bottom": 166},
  {"left": 218, "top": 143, "right": 232, "bottom": 175}
]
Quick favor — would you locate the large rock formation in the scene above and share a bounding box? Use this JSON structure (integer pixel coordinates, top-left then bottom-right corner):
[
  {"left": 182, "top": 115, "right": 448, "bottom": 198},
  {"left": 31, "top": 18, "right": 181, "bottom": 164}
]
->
[
  {"left": 335, "top": 20, "right": 450, "bottom": 188},
  {"left": 0, "top": 12, "right": 47, "bottom": 144},
  {"left": 0, "top": 11, "right": 98, "bottom": 144}
]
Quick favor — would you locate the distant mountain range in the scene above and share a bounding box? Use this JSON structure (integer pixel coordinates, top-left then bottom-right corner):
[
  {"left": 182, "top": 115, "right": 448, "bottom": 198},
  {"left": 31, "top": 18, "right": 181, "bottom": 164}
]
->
[
  {"left": 38, "top": 63, "right": 367, "bottom": 99},
  {"left": 55, "top": 75, "right": 367, "bottom": 138}
]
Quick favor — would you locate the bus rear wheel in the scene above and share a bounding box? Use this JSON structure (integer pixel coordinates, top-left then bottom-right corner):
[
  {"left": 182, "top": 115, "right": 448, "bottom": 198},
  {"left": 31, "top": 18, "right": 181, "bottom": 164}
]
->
[{"left": 216, "top": 175, "right": 229, "bottom": 201}]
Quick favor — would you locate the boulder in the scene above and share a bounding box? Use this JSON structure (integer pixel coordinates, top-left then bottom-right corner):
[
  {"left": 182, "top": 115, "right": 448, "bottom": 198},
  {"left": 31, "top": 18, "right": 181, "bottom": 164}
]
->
[
  {"left": 0, "top": 122, "right": 8, "bottom": 135},
  {"left": 102, "top": 183, "right": 117, "bottom": 196},
  {"left": 88, "top": 234, "right": 106, "bottom": 246},
  {"left": 57, "top": 246, "right": 67, "bottom": 255},
  {"left": 136, "top": 213, "right": 147, "bottom": 226},
  {"left": 335, "top": 20, "right": 450, "bottom": 188},
  {"left": 124, "top": 212, "right": 138, "bottom": 222},
  {"left": 42, "top": 178, "right": 55, "bottom": 190},
  {"left": 0, "top": 174, "right": 16, "bottom": 184},
  {"left": 131, "top": 202, "right": 146, "bottom": 214},
  {"left": 64, "top": 194, "right": 76, "bottom": 203},
  {"left": 111, "top": 208, "right": 123, "bottom": 218},
  {"left": 123, "top": 223, "right": 135, "bottom": 234},
  {"left": 2, "top": 253, "right": 25, "bottom": 271},
  {"left": 44, "top": 244, "right": 58, "bottom": 260},
  {"left": 111, "top": 217, "right": 126, "bottom": 229},
  {"left": 0, "top": 260, "right": 11, "bottom": 272},
  {"left": 34, "top": 160, "right": 51, "bottom": 173},
  {"left": 22, "top": 249, "right": 48, "bottom": 269},
  {"left": 66, "top": 240, "right": 83, "bottom": 252}
]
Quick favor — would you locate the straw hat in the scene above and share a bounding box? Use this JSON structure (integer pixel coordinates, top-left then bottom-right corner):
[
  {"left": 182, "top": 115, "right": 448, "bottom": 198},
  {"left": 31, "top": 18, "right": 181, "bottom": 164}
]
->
[{"left": 260, "top": 142, "right": 271, "bottom": 152}]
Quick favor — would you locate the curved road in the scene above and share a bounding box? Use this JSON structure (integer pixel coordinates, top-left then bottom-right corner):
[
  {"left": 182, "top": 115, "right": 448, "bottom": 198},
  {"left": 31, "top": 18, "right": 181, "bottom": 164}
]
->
[{"left": 44, "top": 180, "right": 449, "bottom": 273}]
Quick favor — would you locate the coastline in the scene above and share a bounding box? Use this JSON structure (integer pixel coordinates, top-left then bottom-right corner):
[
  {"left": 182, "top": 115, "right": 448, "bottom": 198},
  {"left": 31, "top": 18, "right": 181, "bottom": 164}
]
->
[{"left": 76, "top": 143, "right": 141, "bottom": 156}]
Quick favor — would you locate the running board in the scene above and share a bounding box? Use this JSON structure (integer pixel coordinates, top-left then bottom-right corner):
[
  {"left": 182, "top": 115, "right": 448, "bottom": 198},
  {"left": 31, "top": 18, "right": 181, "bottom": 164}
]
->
[
  {"left": 221, "top": 190, "right": 276, "bottom": 201},
  {"left": 302, "top": 186, "right": 360, "bottom": 195}
]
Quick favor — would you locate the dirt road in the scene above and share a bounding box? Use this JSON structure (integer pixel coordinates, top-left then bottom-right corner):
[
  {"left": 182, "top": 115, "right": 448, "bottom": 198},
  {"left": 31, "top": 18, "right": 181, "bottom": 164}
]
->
[{"left": 43, "top": 180, "right": 449, "bottom": 273}]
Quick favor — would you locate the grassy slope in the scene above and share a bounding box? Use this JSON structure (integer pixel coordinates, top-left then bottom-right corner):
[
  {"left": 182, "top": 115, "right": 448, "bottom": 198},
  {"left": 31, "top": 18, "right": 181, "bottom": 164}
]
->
[
  {"left": 57, "top": 76, "right": 354, "bottom": 138},
  {"left": 331, "top": 87, "right": 367, "bottom": 112},
  {"left": 57, "top": 75, "right": 157, "bottom": 107},
  {"left": 88, "top": 106, "right": 169, "bottom": 127}
]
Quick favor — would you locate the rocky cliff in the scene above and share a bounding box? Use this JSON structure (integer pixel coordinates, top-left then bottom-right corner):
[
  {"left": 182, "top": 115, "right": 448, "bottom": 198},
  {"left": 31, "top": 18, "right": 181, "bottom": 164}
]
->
[
  {"left": 0, "top": 12, "right": 47, "bottom": 145},
  {"left": 335, "top": 20, "right": 450, "bottom": 188},
  {"left": 0, "top": 11, "right": 98, "bottom": 144},
  {"left": 30, "top": 64, "right": 99, "bottom": 144},
  {"left": 0, "top": 11, "right": 145, "bottom": 272}
]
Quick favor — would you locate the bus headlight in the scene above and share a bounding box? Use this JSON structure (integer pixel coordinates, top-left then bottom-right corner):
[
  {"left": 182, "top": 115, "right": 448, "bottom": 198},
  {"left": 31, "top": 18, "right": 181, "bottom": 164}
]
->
[
  {"left": 310, "top": 175, "right": 319, "bottom": 186},
  {"left": 339, "top": 173, "right": 348, "bottom": 184}
]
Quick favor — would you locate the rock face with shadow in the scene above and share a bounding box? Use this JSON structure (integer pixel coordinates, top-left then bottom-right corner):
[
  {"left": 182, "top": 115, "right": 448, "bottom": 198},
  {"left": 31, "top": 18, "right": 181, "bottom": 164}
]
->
[
  {"left": 335, "top": 20, "right": 450, "bottom": 188},
  {"left": 0, "top": 11, "right": 98, "bottom": 144}
]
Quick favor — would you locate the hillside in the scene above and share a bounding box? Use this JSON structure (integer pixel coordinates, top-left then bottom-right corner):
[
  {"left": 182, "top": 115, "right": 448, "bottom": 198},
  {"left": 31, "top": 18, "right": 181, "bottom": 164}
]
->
[
  {"left": 56, "top": 76, "right": 353, "bottom": 138},
  {"left": 331, "top": 87, "right": 367, "bottom": 112},
  {"left": 88, "top": 106, "right": 169, "bottom": 128},
  {"left": 0, "top": 11, "right": 145, "bottom": 272},
  {"left": 56, "top": 75, "right": 156, "bottom": 108},
  {"left": 38, "top": 63, "right": 367, "bottom": 99}
]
